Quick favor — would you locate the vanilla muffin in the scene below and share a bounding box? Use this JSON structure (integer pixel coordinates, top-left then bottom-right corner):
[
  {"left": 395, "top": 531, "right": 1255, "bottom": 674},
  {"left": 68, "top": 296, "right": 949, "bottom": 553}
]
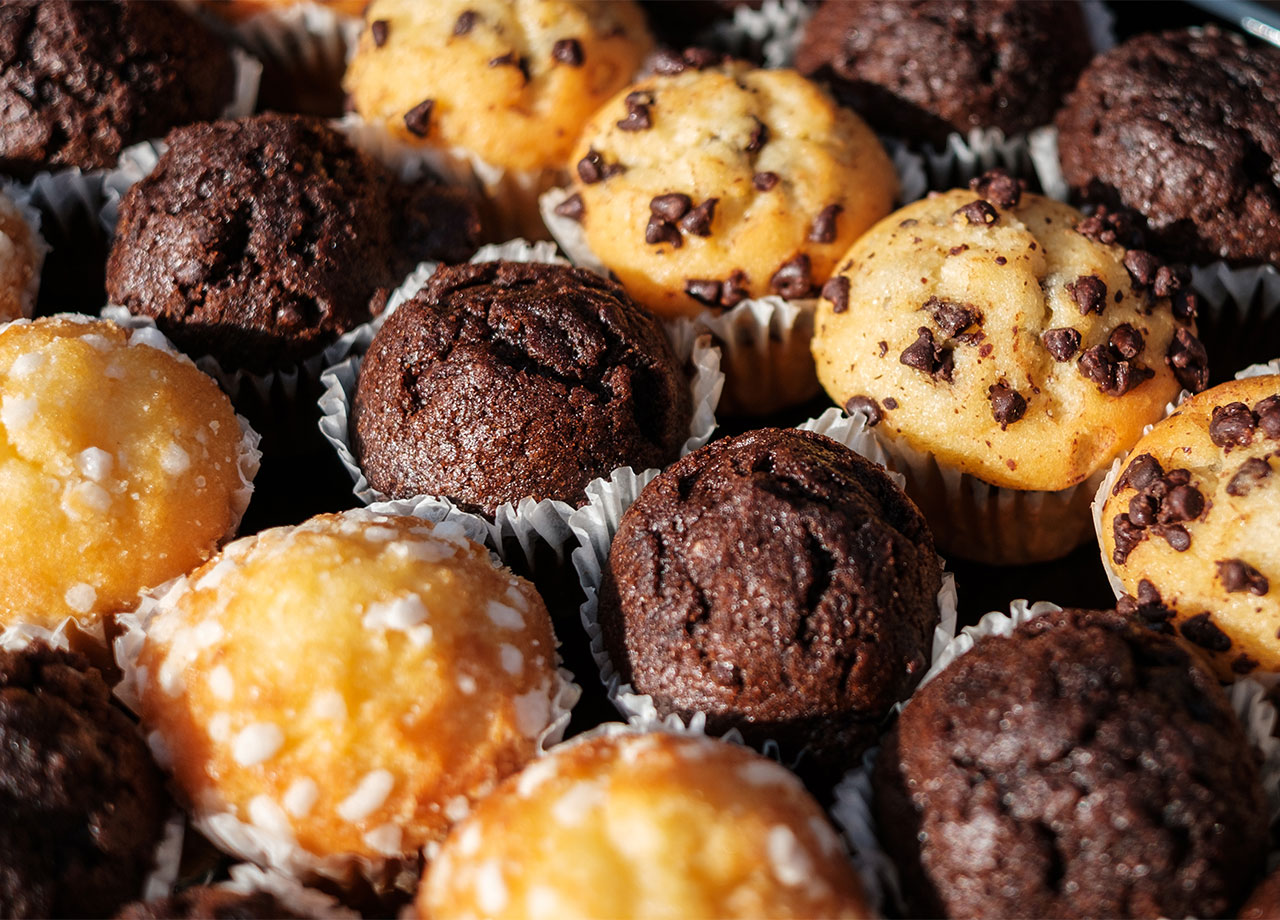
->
[
  {"left": 1100, "top": 376, "right": 1280, "bottom": 679},
  {"left": 133, "top": 510, "right": 572, "bottom": 876},
  {"left": 812, "top": 176, "right": 1206, "bottom": 563},
  {"left": 0, "top": 191, "right": 43, "bottom": 322},
  {"left": 561, "top": 60, "right": 897, "bottom": 321},
  {"left": 418, "top": 731, "right": 872, "bottom": 920},
  {"left": 0, "top": 317, "right": 254, "bottom": 631}
]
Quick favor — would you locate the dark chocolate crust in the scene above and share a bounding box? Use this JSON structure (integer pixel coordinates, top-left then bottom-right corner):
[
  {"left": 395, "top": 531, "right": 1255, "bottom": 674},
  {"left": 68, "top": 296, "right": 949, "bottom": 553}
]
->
[
  {"left": 106, "top": 113, "right": 479, "bottom": 373},
  {"left": 116, "top": 887, "right": 305, "bottom": 920},
  {"left": 0, "top": 642, "right": 169, "bottom": 919},
  {"left": 600, "top": 428, "right": 941, "bottom": 767},
  {"left": 351, "top": 260, "right": 692, "bottom": 514},
  {"left": 1056, "top": 27, "right": 1280, "bottom": 265},
  {"left": 873, "top": 607, "right": 1267, "bottom": 920},
  {"left": 795, "top": 0, "right": 1092, "bottom": 145},
  {"left": 0, "top": 0, "right": 234, "bottom": 179}
]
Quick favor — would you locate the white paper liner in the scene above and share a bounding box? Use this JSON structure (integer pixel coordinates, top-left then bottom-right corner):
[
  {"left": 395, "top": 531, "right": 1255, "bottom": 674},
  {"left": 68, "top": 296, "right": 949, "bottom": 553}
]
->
[
  {"left": 704, "top": 0, "right": 816, "bottom": 70},
  {"left": 218, "top": 864, "right": 359, "bottom": 919},
  {"left": 567, "top": 407, "right": 959, "bottom": 752},
  {"left": 317, "top": 239, "right": 723, "bottom": 579},
  {"left": 228, "top": 3, "right": 362, "bottom": 90},
  {"left": 0, "top": 620, "right": 73, "bottom": 653}
]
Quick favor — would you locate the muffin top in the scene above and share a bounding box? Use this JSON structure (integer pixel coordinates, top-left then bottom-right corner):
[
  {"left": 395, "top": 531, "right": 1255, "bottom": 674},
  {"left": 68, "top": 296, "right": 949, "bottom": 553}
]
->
[
  {"left": 601, "top": 428, "right": 940, "bottom": 766},
  {"left": 796, "top": 0, "right": 1093, "bottom": 145},
  {"left": 1056, "top": 26, "right": 1280, "bottom": 265},
  {"left": 874, "top": 606, "right": 1267, "bottom": 920},
  {"left": 560, "top": 59, "right": 897, "bottom": 319},
  {"left": 812, "top": 179, "right": 1205, "bottom": 491},
  {"left": 1101, "top": 376, "right": 1280, "bottom": 679},
  {"left": 344, "top": 0, "right": 652, "bottom": 172},
  {"left": 419, "top": 731, "right": 872, "bottom": 920},
  {"left": 0, "top": 0, "right": 235, "bottom": 179},
  {"left": 0, "top": 190, "right": 43, "bottom": 323},
  {"left": 352, "top": 260, "right": 691, "bottom": 513},
  {"left": 0, "top": 642, "right": 169, "bottom": 919},
  {"left": 106, "top": 113, "right": 480, "bottom": 373}
]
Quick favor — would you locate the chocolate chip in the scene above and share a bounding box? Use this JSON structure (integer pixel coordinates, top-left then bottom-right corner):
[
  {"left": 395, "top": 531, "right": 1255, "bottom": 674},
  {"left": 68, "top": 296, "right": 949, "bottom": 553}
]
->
[
  {"left": 753, "top": 171, "right": 779, "bottom": 191},
  {"left": 898, "top": 219, "right": 918, "bottom": 229},
  {"left": 988, "top": 383, "right": 1027, "bottom": 429},
  {"left": 488, "top": 52, "right": 530, "bottom": 82},
  {"left": 900, "top": 327, "right": 954, "bottom": 383},
  {"left": 1172, "top": 289, "right": 1198, "bottom": 324},
  {"left": 1217, "top": 558, "right": 1269, "bottom": 595},
  {"left": 721, "top": 270, "right": 749, "bottom": 308},
  {"left": 1123, "top": 250, "right": 1159, "bottom": 288},
  {"left": 649, "top": 193, "right": 691, "bottom": 221},
  {"left": 1154, "top": 523, "right": 1191, "bottom": 552},
  {"left": 1227, "top": 457, "right": 1271, "bottom": 496},
  {"left": 949, "top": 245, "right": 969, "bottom": 256},
  {"left": 1232, "top": 653, "right": 1259, "bottom": 675},
  {"left": 968, "top": 169, "right": 1023, "bottom": 209},
  {"left": 1078, "top": 344, "right": 1154, "bottom": 397},
  {"left": 553, "top": 193, "right": 585, "bottom": 222},
  {"left": 1180, "top": 612, "right": 1231, "bottom": 652},
  {"left": 617, "top": 91, "right": 654, "bottom": 131},
  {"left": 995, "top": 256, "right": 1007, "bottom": 265},
  {"left": 1112, "top": 514, "right": 1147, "bottom": 564},
  {"left": 769, "top": 254, "right": 811, "bottom": 298},
  {"left": 1166, "top": 327, "right": 1209, "bottom": 392},
  {"left": 552, "top": 38, "right": 584, "bottom": 66},
  {"left": 978, "top": 342, "right": 993, "bottom": 357},
  {"left": 844, "top": 395, "right": 882, "bottom": 427},
  {"left": 1128, "top": 493, "right": 1158, "bottom": 527},
  {"left": 1209, "top": 403, "right": 1256, "bottom": 450},
  {"left": 1115, "top": 453, "right": 1164, "bottom": 495},
  {"left": 1108, "top": 323, "right": 1144, "bottom": 360},
  {"left": 745, "top": 116, "right": 768, "bottom": 153},
  {"left": 925, "top": 296, "right": 980, "bottom": 337},
  {"left": 1152, "top": 264, "right": 1184, "bottom": 298},
  {"left": 881, "top": 397, "right": 897, "bottom": 411},
  {"left": 808, "top": 204, "right": 843, "bottom": 244},
  {"left": 454, "top": 9, "right": 477, "bottom": 35},
  {"left": 403, "top": 99, "right": 434, "bottom": 137},
  {"left": 649, "top": 48, "right": 686, "bottom": 75},
  {"left": 822, "top": 276, "right": 850, "bottom": 314},
  {"left": 1067, "top": 274, "right": 1107, "bottom": 316},
  {"left": 1255, "top": 395, "right": 1280, "bottom": 439},
  {"left": 681, "top": 46, "right": 718, "bottom": 69},
  {"left": 679, "top": 198, "right": 717, "bottom": 236},
  {"left": 1159, "top": 483, "right": 1204, "bottom": 523},
  {"left": 1074, "top": 205, "right": 1142, "bottom": 247},
  {"left": 645, "top": 215, "right": 682, "bottom": 248},
  {"left": 577, "top": 148, "right": 622, "bottom": 184},
  {"left": 371, "top": 19, "right": 389, "bottom": 47},
  {"left": 1042, "top": 327, "right": 1081, "bottom": 361},
  {"left": 877, "top": 341, "right": 889, "bottom": 358},
  {"left": 684, "top": 279, "right": 721, "bottom": 306},
  {"left": 1117, "top": 579, "right": 1171, "bottom": 624},
  {"left": 955, "top": 199, "right": 998, "bottom": 226}
]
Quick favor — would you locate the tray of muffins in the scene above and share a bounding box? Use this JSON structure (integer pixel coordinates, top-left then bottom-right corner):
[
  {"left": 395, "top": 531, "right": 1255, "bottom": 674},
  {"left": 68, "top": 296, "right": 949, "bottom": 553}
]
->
[{"left": 0, "top": 0, "right": 1278, "bottom": 917}]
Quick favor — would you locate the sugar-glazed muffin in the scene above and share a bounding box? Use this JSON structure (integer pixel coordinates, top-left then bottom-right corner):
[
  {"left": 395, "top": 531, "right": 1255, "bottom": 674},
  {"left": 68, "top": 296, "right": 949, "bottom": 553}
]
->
[
  {"left": 0, "top": 188, "right": 45, "bottom": 322},
  {"left": 812, "top": 174, "right": 1206, "bottom": 563},
  {"left": 0, "top": 316, "right": 256, "bottom": 632},
  {"left": 131, "top": 510, "right": 574, "bottom": 881},
  {"left": 1099, "top": 375, "right": 1280, "bottom": 679},
  {"left": 418, "top": 730, "right": 872, "bottom": 919}
]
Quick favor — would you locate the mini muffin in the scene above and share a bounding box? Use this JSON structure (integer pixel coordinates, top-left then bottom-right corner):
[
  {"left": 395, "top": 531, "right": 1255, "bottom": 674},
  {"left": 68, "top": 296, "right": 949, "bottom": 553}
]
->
[
  {"left": 0, "top": 189, "right": 44, "bottom": 322},
  {"left": 0, "top": 0, "right": 235, "bottom": 179},
  {"left": 1100, "top": 376, "right": 1280, "bottom": 679},
  {"left": 1242, "top": 867, "right": 1280, "bottom": 920},
  {"left": 106, "top": 113, "right": 480, "bottom": 375},
  {"left": 1056, "top": 27, "right": 1280, "bottom": 265},
  {"left": 0, "top": 316, "right": 253, "bottom": 632},
  {"left": 560, "top": 59, "right": 897, "bottom": 320},
  {"left": 600, "top": 428, "right": 941, "bottom": 773},
  {"left": 795, "top": 0, "right": 1093, "bottom": 146},
  {"left": 812, "top": 174, "right": 1206, "bottom": 563},
  {"left": 874, "top": 607, "right": 1267, "bottom": 920},
  {"left": 351, "top": 260, "right": 691, "bottom": 514},
  {"left": 419, "top": 731, "right": 872, "bottom": 920},
  {"left": 134, "top": 510, "right": 571, "bottom": 875},
  {"left": 0, "top": 642, "right": 170, "bottom": 919}
]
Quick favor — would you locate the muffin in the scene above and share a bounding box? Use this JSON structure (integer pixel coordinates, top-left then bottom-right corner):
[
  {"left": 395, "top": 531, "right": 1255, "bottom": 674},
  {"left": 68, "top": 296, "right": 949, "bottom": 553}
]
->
[
  {"left": 0, "top": 0, "right": 235, "bottom": 179},
  {"left": 796, "top": 0, "right": 1093, "bottom": 147},
  {"left": 0, "top": 316, "right": 255, "bottom": 632},
  {"left": 1056, "top": 27, "right": 1280, "bottom": 266},
  {"left": 0, "top": 641, "right": 170, "bottom": 919},
  {"left": 204, "top": 0, "right": 368, "bottom": 22},
  {"left": 600, "top": 428, "right": 941, "bottom": 773},
  {"left": 874, "top": 606, "right": 1267, "bottom": 919},
  {"left": 418, "top": 730, "right": 872, "bottom": 919},
  {"left": 1099, "top": 375, "right": 1280, "bottom": 679},
  {"left": 106, "top": 113, "right": 480, "bottom": 375},
  {"left": 811, "top": 174, "right": 1205, "bottom": 564},
  {"left": 1242, "top": 867, "right": 1280, "bottom": 920},
  {"left": 0, "top": 188, "right": 45, "bottom": 322},
  {"left": 351, "top": 260, "right": 692, "bottom": 514},
  {"left": 132, "top": 510, "right": 573, "bottom": 878}
]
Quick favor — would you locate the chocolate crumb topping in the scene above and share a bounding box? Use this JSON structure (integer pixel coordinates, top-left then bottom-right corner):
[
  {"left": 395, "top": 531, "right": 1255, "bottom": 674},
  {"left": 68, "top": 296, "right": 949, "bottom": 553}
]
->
[
  {"left": 1067, "top": 274, "right": 1107, "bottom": 316},
  {"left": 554, "top": 192, "right": 585, "bottom": 222},
  {"left": 371, "top": 19, "right": 389, "bottom": 47},
  {"left": 1217, "top": 558, "right": 1269, "bottom": 596},
  {"left": 1227, "top": 457, "right": 1271, "bottom": 496},
  {"left": 900, "top": 327, "right": 954, "bottom": 383},
  {"left": 454, "top": 10, "right": 477, "bottom": 35},
  {"left": 808, "top": 204, "right": 843, "bottom": 243},
  {"left": 769, "top": 254, "right": 812, "bottom": 298},
  {"left": 845, "top": 395, "right": 882, "bottom": 426},
  {"left": 988, "top": 383, "right": 1027, "bottom": 429},
  {"left": 649, "top": 193, "right": 691, "bottom": 222},
  {"left": 1042, "top": 327, "right": 1081, "bottom": 361},
  {"left": 955, "top": 199, "right": 998, "bottom": 226},
  {"left": 552, "top": 38, "right": 584, "bottom": 66},
  {"left": 1166, "top": 327, "right": 1210, "bottom": 393},
  {"left": 403, "top": 99, "right": 434, "bottom": 137},
  {"left": 968, "top": 169, "right": 1023, "bottom": 209},
  {"left": 617, "top": 91, "right": 654, "bottom": 131},
  {"left": 823, "top": 276, "right": 850, "bottom": 314},
  {"left": 925, "top": 296, "right": 980, "bottom": 337},
  {"left": 679, "top": 198, "right": 717, "bottom": 236},
  {"left": 753, "top": 171, "right": 779, "bottom": 191},
  {"left": 1181, "top": 612, "right": 1232, "bottom": 652}
]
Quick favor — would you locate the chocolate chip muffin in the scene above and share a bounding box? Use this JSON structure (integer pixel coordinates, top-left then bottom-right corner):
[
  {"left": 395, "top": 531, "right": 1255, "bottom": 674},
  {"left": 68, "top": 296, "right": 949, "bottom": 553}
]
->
[
  {"left": 600, "top": 428, "right": 941, "bottom": 772},
  {"left": 351, "top": 261, "right": 691, "bottom": 513},
  {"left": 1100, "top": 375, "right": 1280, "bottom": 679},
  {"left": 117, "top": 888, "right": 306, "bottom": 920},
  {"left": 0, "top": 642, "right": 170, "bottom": 919},
  {"left": 0, "top": 0, "right": 235, "bottom": 180},
  {"left": 1056, "top": 27, "right": 1280, "bottom": 265},
  {"left": 795, "top": 0, "right": 1093, "bottom": 146},
  {"left": 874, "top": 607, "right": 1267, "bottom": 920},
  {"left": 106, "top": 114, "right": 479, "bottom": 374}
]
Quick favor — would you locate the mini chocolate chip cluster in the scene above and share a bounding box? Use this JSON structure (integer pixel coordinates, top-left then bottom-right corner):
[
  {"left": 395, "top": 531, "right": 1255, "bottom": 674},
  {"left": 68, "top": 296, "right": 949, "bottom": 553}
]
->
[
  {"left": 645, "top": 192, "right": 717, "bottom": 248},
  {"left": 1208, "top": 396, "right": 1280, "bottom": 450},
  {"left": 1110, "top": 453, "right": 1206, "bottom": 562}
]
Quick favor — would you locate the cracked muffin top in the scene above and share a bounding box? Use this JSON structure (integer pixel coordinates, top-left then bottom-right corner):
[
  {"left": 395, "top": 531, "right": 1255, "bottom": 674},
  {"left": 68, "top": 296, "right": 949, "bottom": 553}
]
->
[
  {"left": 351, "top": 260, "right": 691, "bottom": 513},
  {"left": 599, "top": 427, "right": 941, "bottom": 771},
  {"left": 105, "top": 113, "right": 480, "bottom": 373},
  {"left": 1056, "top": 26, "right": 1280, "bottom": 265},
  {"left": 873, "top": 606, "right": 1267, "bottom": 920}
]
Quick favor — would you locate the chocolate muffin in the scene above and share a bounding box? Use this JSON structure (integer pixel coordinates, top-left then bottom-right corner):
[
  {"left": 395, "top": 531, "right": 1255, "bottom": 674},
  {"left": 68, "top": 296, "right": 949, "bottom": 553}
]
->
[
  {"left": 795, "top": 0, "right": 1093, "bottom": 145},
  {"left": 600, "top": 428, "right": 941, "bottom": 771},
  {"left": 874, "top": 607, "right": 1267, "bottom": 920},
  {"left": 117, "top": 888, "right": 305, "bottom": 920},
  {"left": 351, "top": 261, "right": 692, "bottom": 513},
  {"left": 0, "top": 0, "right": 235, "bottom": 179},
  {"left": 106, "top": 113, "right": 479, "bottom": 373},
  {"left": 1056, "top": 27, "right": 1280, "bottom": 265},
  {"left": 1243, "top": 867, "right": 1280, "bottom": 920},
  {"left": 0, "top": 642, "right": 169, "bottom": 919}
]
